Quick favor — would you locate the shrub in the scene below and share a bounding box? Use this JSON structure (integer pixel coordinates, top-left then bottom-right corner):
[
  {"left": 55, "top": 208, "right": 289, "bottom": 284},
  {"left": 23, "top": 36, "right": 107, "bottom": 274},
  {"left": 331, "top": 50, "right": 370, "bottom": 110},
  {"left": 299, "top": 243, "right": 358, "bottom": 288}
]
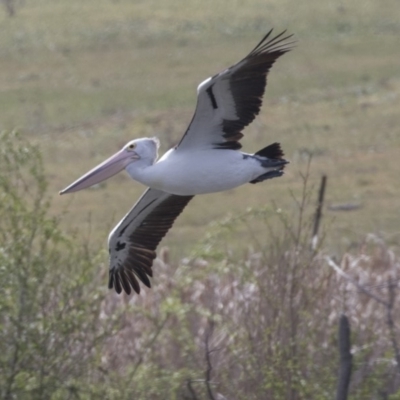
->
[
  {"left": 1, "top": 131, "right": 399, "bottom": 399},
  {"left": 0, "top": 131, "right": 112, "bottom": 400}
]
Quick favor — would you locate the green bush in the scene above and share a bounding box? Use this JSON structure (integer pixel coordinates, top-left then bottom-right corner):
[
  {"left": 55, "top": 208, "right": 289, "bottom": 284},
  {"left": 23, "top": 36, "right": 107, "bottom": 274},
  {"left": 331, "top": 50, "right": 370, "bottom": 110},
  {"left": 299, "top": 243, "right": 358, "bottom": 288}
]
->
[
  {"left": 0, "top": 131, "right": 111, "bottom": 399},
  {"left": 1, "top": 131, "right": 399, "bottom": 399}
]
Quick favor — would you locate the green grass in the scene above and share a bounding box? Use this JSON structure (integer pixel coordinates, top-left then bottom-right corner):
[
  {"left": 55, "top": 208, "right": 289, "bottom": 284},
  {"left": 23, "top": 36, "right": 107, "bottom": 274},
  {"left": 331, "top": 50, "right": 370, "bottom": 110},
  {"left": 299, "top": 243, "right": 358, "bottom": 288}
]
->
[{"left": 1, "top": 0, "right": 399, "bottom": 254}]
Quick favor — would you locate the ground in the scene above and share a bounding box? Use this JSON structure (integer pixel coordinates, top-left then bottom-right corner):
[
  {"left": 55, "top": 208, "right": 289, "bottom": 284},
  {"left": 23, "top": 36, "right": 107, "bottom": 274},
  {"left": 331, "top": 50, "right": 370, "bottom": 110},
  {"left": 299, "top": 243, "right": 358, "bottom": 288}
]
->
[{"left": 0, "top": 0, "right": 399, "bottom": 254}]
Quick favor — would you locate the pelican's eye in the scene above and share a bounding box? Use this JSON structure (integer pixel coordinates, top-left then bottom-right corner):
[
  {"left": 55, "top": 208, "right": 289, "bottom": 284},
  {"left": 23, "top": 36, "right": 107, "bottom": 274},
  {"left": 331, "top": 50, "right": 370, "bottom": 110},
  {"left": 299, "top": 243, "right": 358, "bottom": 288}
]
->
[{"left": 127, "top": 143, "right": 136, "bottom": 150}]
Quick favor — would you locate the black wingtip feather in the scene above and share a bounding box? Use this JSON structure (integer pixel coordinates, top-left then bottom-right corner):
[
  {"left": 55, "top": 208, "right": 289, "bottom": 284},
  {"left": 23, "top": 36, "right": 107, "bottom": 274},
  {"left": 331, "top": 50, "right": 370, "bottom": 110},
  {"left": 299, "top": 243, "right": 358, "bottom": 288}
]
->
[
  {"left": 176, "top": 29, "right": 294, "bottom": 152},
  {"left": 251, "top": 28, "right": 274, "bottom": 52},
  {"left": 131, "top": 264, "right": 152, "bottom": 288},
  {"left": 250, "top": 29, "right": 295, "bottom": 56},
  {"left": 125, "top": 269, "right": 141, "bottom": 294},
  {"left": 114, "top": 273, "right": 122, "bottom": 294},
  {"left": 120, "top": 269, "right": 132, "bottom": 295},
  {"left": 255, "top": 142, "right": 284, "bottom": 159},
  {"left": 108, "top": 269, "right": 114, "bottom": 290}
]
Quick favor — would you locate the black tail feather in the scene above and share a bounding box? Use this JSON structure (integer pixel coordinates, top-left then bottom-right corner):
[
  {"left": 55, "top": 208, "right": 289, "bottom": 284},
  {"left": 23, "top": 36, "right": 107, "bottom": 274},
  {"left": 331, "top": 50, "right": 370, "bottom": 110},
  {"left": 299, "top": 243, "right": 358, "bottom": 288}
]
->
[
  {"left": 250, "top": 142, "right": 287, "bottom": 185},
  {"left": 250, "top": 169, "right": 284, "bottom": 184},
  {"left": 254, "top": 142, "right": 284, "bottom": 160}
]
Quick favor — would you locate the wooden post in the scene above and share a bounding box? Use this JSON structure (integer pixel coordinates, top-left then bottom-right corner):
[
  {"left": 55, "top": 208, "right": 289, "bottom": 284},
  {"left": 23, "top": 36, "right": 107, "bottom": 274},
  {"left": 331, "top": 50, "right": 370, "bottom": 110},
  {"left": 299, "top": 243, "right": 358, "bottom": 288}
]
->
[
  {"left": 311, "top": 174, "right": 327, "bottom": 250},
  {"left": 336, "top": 314, "right": 352, "bottom": 400}
]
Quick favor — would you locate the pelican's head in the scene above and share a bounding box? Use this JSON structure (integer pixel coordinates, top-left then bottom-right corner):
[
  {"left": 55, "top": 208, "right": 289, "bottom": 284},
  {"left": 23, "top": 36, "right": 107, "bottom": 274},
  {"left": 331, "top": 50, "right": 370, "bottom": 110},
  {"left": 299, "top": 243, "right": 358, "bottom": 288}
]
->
[{"left": 60, "top": 137, "right": 159, "bottom": 194}]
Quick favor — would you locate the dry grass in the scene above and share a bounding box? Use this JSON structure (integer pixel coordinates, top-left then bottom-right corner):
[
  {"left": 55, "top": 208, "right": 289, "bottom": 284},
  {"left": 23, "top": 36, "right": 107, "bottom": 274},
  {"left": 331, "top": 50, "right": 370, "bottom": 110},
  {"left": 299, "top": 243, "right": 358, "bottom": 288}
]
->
[
  {"left": 2, "top": 2, "right": 400, "bottom": 395},
  {"left": 97, "top": 199, "right": 400, "bottom": 398},
  {"left": 2, "top": 131, "right": 400, "bottom": 398},
  {"left": 0, "top": 0, "right": 399, "bottom": 255}
]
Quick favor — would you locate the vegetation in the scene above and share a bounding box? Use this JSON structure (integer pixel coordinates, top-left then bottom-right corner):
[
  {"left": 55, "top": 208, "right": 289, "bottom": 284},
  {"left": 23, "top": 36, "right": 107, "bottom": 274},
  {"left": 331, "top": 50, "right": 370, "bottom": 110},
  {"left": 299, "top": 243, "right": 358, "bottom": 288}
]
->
[
  {"left": 0, "top": 0, "right": 399, "bottom": 246},
  {"left": 1, "top": 0, "right": 399, "bottom": 398},
  {"left": 1, "top": 131, "right": 400, "bottom": 398},
  {"left": 0, "top": 131, "right": 111, "bottom": 399}
]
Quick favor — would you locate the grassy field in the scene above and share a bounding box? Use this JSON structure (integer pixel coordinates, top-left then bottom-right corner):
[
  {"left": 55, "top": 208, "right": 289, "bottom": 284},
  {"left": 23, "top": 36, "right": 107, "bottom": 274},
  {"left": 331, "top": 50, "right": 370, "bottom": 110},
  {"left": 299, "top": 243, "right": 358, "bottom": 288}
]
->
[
  {"left": 0, "top": 0, "right": 399, "bottom": 255},
  {"left": 2, "top": 1, "right": 400, "bottom": 397}
]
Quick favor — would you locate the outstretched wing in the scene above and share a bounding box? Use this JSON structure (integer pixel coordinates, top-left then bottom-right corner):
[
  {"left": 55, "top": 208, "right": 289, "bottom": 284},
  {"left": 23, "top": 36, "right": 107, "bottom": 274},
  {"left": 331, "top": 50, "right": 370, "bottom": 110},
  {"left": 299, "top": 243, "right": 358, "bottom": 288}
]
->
[
  {"left": 108, "top": 188, "right": 193, "bottom": 295},
  {"left": 176, "top": 29, "right": 294, "bottom": 152}
]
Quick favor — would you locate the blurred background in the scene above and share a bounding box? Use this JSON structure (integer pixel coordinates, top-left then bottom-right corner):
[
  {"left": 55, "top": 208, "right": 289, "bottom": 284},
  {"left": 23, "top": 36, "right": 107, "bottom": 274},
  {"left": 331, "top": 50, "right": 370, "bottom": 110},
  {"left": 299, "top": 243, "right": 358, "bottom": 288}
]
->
[
  {"left": 0, "top": 0, "right": 399, "bottom": 249},
  {"left": 1, "top": 0, "right": 400, "bottom": 398}
]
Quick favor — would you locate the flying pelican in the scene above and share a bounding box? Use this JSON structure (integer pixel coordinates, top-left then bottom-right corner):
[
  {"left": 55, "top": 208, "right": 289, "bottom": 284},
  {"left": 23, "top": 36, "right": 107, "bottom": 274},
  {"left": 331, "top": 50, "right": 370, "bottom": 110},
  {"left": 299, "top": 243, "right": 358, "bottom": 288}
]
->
[{"left": 60, "top": 29, "right": 294, "bottom": 295}]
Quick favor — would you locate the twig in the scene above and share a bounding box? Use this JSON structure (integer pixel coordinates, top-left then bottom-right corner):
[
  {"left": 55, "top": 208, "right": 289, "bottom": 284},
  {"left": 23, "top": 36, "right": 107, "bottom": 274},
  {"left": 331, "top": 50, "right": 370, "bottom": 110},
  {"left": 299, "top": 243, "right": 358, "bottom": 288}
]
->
[
  {"left": 186, "top": 379, "right": 199, "bottom": 400},
  {"left": 127, "top": 315, "right": 170, "bottom": 384},
  {"left": 204, "top": 320, "right": 216, "bottom": 400},
  {"left": 387, "top": 278, "right": 400, "bottom": 373},
  {"left": 326, "top": 257, "right": 400, "bottom": 373},
  {"left": 336, "top": 314, "right": 352, "bottom": 400},
  {"left": 325, "top": 257, "right": 388, "bottom": 306},
  {"left": 295, "top": 155, "right": 312, "bottom": 250}
]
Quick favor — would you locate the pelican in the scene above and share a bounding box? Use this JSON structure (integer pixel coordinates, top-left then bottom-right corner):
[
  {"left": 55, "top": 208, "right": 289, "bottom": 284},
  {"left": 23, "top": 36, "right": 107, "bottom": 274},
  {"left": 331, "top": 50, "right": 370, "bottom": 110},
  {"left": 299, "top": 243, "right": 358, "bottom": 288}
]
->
[{"left": 60, "top": 29, "right": 294, "bottom": 295}]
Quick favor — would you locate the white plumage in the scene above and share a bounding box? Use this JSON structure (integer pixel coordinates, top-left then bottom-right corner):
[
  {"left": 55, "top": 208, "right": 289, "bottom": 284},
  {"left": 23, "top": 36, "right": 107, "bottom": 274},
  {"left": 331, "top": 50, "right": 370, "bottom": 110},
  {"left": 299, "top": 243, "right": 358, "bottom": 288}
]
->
[{"left": 60, "top": 29, "right": 294, "bottom": 295}]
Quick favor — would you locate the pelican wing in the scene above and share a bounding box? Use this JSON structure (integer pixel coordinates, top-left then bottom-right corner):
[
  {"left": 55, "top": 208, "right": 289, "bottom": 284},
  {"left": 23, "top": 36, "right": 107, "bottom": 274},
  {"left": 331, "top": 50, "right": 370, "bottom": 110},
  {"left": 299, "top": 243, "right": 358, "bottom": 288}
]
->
[
  {"left": 176, "top": 30, "right": 294, "bottom": 152},
  {"left": 108, "top": 188, "right": 193, "bottom": 294}
]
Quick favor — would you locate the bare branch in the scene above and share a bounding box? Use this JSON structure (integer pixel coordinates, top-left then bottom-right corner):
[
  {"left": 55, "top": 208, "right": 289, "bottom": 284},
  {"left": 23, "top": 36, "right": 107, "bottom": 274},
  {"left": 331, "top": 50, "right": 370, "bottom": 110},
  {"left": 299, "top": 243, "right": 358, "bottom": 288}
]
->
[
  {"left": 387, "top": 278, "right": 400, "bottom": 373},
  {"left": 186, "top": 379, "right": 199, "bottom": 400},
  {"left": 127, "top": 315, "right": 170, "bottom": 383},
  {"left": 327, "top": 258, "right": 400, "bottom": 376},
  {"left": 325, "top": 257, "right": 388, "bottom": 306},
  {"left": 204, "top": 320, "right": 216, "bottom": 400}
]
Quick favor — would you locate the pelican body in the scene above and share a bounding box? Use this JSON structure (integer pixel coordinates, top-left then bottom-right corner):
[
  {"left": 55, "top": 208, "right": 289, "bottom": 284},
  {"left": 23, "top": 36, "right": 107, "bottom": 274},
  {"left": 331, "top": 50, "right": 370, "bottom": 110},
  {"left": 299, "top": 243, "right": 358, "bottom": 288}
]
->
[{"left": 60, "top": 30, "right": 294, "bottom": 295}]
